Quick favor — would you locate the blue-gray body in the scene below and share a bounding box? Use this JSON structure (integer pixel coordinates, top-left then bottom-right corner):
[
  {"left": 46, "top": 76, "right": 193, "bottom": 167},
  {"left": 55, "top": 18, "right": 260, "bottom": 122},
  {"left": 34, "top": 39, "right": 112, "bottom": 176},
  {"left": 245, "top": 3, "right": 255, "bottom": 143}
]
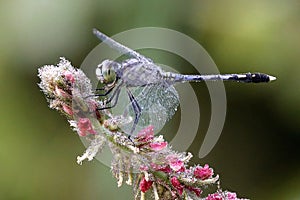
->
[
  {"left": 116, "top": 58, "right": 273, "bottom": 88},
  {"left": 93, "top": 28, "right": 276, "bottom": 135}
]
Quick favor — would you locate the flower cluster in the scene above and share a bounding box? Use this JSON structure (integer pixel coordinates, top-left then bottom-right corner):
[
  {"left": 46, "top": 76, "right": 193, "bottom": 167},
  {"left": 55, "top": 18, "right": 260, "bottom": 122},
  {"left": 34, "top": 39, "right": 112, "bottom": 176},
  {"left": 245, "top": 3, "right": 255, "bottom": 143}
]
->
[{"left": 38, "top": 58, "right": 248, "bottom": 200}]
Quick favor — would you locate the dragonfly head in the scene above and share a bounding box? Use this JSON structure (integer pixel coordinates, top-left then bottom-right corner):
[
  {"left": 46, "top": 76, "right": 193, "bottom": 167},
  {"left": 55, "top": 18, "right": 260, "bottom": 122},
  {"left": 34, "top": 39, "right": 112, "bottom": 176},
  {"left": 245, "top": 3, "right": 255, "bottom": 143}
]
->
[{"left": 96, "top": 60, "right": 119, "bottom": 87}]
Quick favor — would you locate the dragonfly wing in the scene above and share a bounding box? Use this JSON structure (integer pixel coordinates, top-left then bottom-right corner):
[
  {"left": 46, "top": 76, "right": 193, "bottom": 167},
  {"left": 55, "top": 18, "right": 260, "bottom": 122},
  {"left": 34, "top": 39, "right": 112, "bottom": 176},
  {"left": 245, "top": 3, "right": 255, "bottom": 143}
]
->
[
  {"left": 120, "top": 83, "right": 179, "bottom": 134},
  {"left": 93, "top": 28, "right": 152, "bottom": 64}
]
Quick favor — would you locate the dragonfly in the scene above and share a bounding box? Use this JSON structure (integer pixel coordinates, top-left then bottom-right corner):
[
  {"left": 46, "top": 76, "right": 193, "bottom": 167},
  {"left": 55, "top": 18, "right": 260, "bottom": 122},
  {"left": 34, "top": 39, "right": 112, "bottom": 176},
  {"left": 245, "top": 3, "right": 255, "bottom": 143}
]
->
[{"left": 93, "top": 28, "right": 276, "bottom": 135}]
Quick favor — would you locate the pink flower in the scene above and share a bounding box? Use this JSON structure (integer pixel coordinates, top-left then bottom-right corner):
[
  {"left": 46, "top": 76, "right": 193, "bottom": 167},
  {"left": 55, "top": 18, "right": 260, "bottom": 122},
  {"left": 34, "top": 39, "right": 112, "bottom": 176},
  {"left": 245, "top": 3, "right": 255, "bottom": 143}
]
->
[
  {"left": 194, "top": 164, "right": 213, "bottom": 180},
  {"left": 206, "top": 193, "right": 223, "bottom": 200},
  {"left": 170, "top": 160, "right": 184, "bottom": 172},
  {"left": 139, "top": 177, "right": 153, "bottom": 193},
  {"left": 186, "top": 186, "right": 202, "bottom": 197},
  {"left": 177, "top": 166, "right": 186, "bottom": 172},
  {"left": 170, "top": 177, "right": 184, "bottom": 195},
  {"left": 86, "top": 99, "right": 103, "bottom": 120},
  {"left": 55, "top": 86, "right": 71, "bottom": 98},
  {"left": 140, "top": 165, "right": 149, "bottom": 171},
  {"left": 87, "top": 99, "right": 98, "bottom": 111},
  {"left": 77, "top": 118, "right": 96, "bottom": 136},
  {"left": 206, "top": 192, "right": 238, "bottom": 200},
  {"left": 149, "top": 141, "right": 167, "bottom": 151},
  {"left": 166, "top": 155, "right": 184, "bottom": 172},
  {"left": 226, "top": 192, "right": 237, "bottom": 200},
  {"left": 136, "top": 125, "right": 154, "bottom": 142},
  {"left": 64, "top": 71, "right": 75, "bottom": 83},
  {"left": 62, "top": 104, "right": 73, "bottom": 116},
  {"left": 150, "top": 163, "right": 172, "bottom": 173}
]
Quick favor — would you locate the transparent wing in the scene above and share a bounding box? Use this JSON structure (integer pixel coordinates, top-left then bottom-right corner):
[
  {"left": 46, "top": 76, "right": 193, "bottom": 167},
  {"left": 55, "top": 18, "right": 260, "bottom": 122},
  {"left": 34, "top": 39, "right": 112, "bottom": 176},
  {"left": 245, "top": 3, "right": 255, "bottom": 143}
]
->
[
  {"left": 119, "top": 83, "right": 180, "bottom": 135},
  {"left": 93, "top": 28, "right": 152, "bottom": 64}
]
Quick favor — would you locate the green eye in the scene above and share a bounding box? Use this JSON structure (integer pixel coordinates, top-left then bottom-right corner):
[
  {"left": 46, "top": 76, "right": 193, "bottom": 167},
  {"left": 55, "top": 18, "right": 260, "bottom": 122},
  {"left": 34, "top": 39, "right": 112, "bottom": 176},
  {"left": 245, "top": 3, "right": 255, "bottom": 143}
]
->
[{"left": 103, "top": 68, "right": 116, "bottom": 84}]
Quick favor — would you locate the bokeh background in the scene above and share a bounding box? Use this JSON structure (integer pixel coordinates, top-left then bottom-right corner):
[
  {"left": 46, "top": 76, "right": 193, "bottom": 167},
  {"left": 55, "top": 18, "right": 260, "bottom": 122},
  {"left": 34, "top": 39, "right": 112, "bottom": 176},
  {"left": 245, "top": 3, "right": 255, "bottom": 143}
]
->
[{"left": 0, "top": 0, "right": 299, "bottom": 199}]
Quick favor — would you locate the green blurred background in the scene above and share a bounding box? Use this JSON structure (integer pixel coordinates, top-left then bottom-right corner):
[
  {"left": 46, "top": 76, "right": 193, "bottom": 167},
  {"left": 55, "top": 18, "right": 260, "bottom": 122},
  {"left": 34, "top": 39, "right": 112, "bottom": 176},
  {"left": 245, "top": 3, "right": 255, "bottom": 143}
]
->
[{"left": 0, "top": 0, "right": 299, "bottom": 199}]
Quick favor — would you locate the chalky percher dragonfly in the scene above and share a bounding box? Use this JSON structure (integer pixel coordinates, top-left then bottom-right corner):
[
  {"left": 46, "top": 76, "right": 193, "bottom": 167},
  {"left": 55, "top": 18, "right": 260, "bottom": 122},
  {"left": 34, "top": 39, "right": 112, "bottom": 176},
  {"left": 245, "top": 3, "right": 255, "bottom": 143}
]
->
[{"left": 93, "top": 29, "right": 276, "bottom": 135}]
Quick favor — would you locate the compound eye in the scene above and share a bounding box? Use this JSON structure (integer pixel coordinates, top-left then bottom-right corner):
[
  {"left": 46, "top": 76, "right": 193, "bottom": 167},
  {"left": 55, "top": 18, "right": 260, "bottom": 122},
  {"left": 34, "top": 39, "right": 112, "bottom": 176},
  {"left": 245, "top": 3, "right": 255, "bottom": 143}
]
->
[{"left": 102, "top": 66, "right": 116, "bottom": 84}]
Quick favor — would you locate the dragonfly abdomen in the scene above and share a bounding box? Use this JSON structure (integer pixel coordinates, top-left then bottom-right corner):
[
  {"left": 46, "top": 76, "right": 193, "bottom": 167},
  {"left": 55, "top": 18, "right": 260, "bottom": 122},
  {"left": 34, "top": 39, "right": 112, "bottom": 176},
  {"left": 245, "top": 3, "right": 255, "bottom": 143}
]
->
[{"left": 173, "top": 72, "right": 276, "bottom": 83}]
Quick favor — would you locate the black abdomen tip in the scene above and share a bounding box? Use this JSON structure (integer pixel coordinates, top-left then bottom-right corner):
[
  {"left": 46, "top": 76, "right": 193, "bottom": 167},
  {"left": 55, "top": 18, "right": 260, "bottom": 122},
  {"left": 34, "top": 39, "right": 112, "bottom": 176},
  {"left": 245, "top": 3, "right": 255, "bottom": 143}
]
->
[{"left": 250, "top": 73, "right": 276, "bottom": 83}]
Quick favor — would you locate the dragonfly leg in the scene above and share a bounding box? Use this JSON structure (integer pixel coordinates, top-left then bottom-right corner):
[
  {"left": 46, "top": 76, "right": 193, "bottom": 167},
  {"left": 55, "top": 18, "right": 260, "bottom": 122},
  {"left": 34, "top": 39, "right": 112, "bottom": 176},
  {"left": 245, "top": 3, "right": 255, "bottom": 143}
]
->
[
  {"left": 96, "top": 82, "right": 123, "bottom": 110},
  {"left": 83, "top": 86, "right": 114, "bottom": 99},
  {"left": 105, "top": 82, "right": 124, "bottom": 104},
  {"left": 95, "top": 87, "right": 105, "bottom": 91},
  {"left": 94, "top": 86, "right": 114, "bottom": 97},
  {"left": 97, "top": 87, "right": 121, "bottom": 110},
  {"left": 126, "top": 89, "right": 141, "bottom": 135}
]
